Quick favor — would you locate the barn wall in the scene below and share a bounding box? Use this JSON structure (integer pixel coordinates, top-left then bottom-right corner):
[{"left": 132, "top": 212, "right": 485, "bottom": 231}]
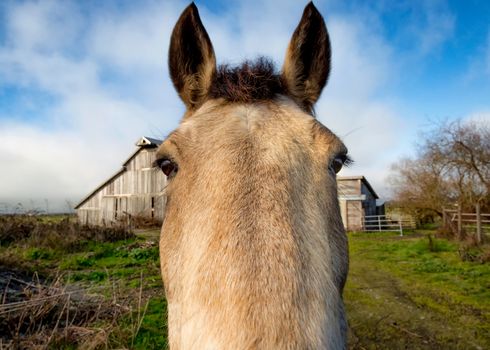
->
[{"left": 77, "top": 148, "right": 166, "bottom": 226}]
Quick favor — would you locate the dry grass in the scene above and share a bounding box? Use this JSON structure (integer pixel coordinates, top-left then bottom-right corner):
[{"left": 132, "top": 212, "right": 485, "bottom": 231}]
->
[
  {"left": 0, "top": 215, "right": 158, "bottom": 349},
  {"left": 0, "top": 215, "right": 134, "bottom": 252},
  {"left": 0, "top": 271, "right": 151, "bottom": 349},
  {"left": 129, "top": 214, "right": 162, "bottom": 229}
]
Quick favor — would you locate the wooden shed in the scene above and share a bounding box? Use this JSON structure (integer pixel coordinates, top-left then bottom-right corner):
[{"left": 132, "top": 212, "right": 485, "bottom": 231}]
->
[
  {"left": 75, "top": 137, "right": 167, "bottom": 226},
  {"left": 337, "top": 176, "right": 380, "bottom": 231}
]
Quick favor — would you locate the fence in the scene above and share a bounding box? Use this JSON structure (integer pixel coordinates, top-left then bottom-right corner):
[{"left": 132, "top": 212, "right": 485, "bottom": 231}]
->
[
  {"left": 363, "top": 215, "right": 404, "bottom": 236},
  {"left": 443, "top": 203, "right": 490, "bottom": 243},
  {"left": 386, "top": 214, "right": 417, "bottom": 229}
]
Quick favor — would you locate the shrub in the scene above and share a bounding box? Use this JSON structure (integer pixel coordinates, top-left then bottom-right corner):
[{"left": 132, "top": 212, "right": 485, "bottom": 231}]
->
[{"left": 0, "top": 215, "right": 134, "bottom": 251}]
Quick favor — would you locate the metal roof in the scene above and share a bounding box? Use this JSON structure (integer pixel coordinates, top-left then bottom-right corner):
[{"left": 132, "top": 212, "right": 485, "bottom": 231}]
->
[{"left": 135, "top": 136, "right": 163, "bottom": 147}]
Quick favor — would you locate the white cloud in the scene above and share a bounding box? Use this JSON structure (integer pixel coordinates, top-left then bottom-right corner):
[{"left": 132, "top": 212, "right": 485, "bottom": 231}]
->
[
  {"left": 411, "top": 1, "right": 455, "bottom": 56},
  {"left": 6, "top": 1, "right": 83, "bottom": 52},
  {"left": 315, "top": 13, "right": 410, "bottom": 199},
  {"left": 0, "top": 0, "right": 185, "bottom": 212}
]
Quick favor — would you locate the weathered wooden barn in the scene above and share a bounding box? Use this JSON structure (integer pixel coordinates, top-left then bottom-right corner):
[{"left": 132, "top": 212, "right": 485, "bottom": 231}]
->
[
  {"left": 75, "top": 137, "right": 167, "bottom": 226},
  {"left": 337, "top": 176, "right": 380, "bottom": 231},
  {"left": 76, "top": 138, "right": 380, "bottom": 230}
]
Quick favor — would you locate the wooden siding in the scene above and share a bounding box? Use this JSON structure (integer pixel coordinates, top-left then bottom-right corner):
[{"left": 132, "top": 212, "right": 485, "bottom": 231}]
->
[
  {"left": 338, "top": 179, "right": 359, "bottom": 196},
  {"left": 77, "top": 148, "right": 167, "bottom": 226},
  {"left": 346, "top": 201, "right": 364, "bottom": 231}
]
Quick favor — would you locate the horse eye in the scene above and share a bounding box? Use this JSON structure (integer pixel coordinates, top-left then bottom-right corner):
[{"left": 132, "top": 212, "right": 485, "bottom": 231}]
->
[
  {"left": 158, "top": 159, "right": 178, "bottom": 177},
  {"left": 330, "top": 154, "right": 352, "bottom": 174},
  {"left": 331, "top": 157, "right": 344, "bottom": 174}
]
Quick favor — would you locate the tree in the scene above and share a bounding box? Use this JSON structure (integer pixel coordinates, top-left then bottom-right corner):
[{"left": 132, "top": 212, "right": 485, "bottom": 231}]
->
[{"left": 388, "top": 118, "right": 490, "bottom": 221}]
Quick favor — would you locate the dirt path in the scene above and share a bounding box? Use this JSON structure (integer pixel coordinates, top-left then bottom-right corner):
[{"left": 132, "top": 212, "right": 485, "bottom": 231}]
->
[{"left": 345, "top": 252, "right": 487, "bottom": 349}]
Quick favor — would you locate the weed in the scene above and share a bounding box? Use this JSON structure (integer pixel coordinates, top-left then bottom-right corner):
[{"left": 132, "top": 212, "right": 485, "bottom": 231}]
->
[
  {"left": 25, "top": 247, "right": 56, "bottom": 260},
  {"left": 129, "top": 246, "right": 159, "bottom": 261},
  {"left": 414, "top": 259, "right": 451, "bottom": 273},
  {"left": 69, "top": 271, "right": 107, "bottom": 283}
]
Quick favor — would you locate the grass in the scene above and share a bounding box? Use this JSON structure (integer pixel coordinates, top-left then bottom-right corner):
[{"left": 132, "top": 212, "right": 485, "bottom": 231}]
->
[
  {"left": 121, "top": 297, "right": 168, "bottom": 349},
  {"left": 1, "top": 236, "right": 166, "bottom": 347},
  {"left": 0, "top": 215, "right": 164, "bottom": 349},
  {"left": 345, "top": 231, "right": 490, "bottom": 349},
  {"left": 1, "top": 215, "right": 489, "bottom": 349}
]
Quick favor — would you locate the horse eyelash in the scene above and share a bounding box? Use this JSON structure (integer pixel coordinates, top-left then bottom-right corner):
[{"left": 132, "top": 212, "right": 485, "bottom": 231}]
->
[
  {"left": 153, "top": 156, "right": 173, "bottom": 169},
  {"left": 343, "top": 155, "right": 354, "bottom": 167},
  {"left": 153, "top": 159, "right": 163, "bottom": 168}
]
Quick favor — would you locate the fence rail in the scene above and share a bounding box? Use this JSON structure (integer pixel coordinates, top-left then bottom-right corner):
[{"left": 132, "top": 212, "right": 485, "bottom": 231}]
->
[
  {"left": 443, "top": 203, "right": 489, "bottom": 243},
  {"left": 386, "top": 215, "right": 417, "bottom": 229},
  {"left": 363, "top": 215, "right": 403, "bottom": 235}
]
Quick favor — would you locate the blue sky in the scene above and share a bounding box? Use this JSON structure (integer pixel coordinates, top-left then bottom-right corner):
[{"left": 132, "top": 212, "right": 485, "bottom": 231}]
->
[{"left": 0, "top": 0, "right": 489, "bottom": 212}]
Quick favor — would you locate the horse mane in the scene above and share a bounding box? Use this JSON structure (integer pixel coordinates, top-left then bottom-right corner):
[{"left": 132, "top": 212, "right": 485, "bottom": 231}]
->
[{"left": 209, "top": 57, "right": 286, "bottom": 103}]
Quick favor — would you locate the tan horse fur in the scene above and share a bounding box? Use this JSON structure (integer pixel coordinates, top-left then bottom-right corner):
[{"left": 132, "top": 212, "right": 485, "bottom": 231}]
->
[{"left": 157, "top": 2, "right": 349, "bottom": 349}]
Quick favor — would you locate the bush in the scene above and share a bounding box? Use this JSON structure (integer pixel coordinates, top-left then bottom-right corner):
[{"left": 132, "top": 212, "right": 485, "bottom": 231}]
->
[
  {"left": 459, "top": 243, "right": 490, "bottom": 263},
  {"left": 0, "top": 215, "right": 134, "bottom": 251}
]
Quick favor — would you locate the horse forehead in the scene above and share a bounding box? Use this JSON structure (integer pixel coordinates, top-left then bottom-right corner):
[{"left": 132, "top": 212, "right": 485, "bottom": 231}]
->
[{"left": 178, "top": 99, "right": 316, "bottom": 143}]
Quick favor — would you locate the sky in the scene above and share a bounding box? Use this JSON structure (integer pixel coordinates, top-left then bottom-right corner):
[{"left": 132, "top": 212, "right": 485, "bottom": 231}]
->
[{"left": 0, "top": 0, "right": 489, "bottom": 213}]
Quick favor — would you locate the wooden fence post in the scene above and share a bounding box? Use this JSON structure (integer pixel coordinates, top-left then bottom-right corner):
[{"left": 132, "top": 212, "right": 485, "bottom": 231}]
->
[
  {"left": 442, "top": 209, "right": 447, "bottom": 229},
  {"left": 457, "top": 203, "right": 462, "bottom": 240},
  {"left": 378, "top": 216, "right": 381, "bottom": 232},
  {"left": 476, "top": 203, "right": 482, "bottom": 245}
]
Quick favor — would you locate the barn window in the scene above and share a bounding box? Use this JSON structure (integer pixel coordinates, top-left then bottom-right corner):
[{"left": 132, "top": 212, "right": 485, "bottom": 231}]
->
[{"left": 114, "top": 198, "right": 118, "bottom": 219}]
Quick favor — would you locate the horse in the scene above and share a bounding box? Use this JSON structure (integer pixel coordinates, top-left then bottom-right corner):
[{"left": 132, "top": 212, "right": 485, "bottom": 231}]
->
[{"left": 156, "top": 2, "right": 349, "bottom": 349}]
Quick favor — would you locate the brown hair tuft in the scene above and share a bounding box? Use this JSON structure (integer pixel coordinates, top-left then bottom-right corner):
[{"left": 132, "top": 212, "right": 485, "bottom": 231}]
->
[{"left": 209, "top": 57, "right": 286, "bottom": 103}]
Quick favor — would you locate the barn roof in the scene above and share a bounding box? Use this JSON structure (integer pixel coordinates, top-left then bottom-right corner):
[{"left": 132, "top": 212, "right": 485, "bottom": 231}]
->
[
  {"left": 337, "top": 176, "right": 379, "bottom": 199},
  {"left": 135, "top": 136, "right": 163, "bottom": 147},
  {"left": 74, "top": 136, "right": 163, "bottom": 209}
]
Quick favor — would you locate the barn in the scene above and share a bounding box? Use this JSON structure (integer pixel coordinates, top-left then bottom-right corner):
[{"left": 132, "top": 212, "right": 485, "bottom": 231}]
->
[
  {"left": 337, "top": 176, "right": 380, "bottom": 231},
  {"left": 76, "top": 138, "right": 380, "bottom": 231},
  {"left": 75, "top": 137, "right": 167, "bottom": 226}
]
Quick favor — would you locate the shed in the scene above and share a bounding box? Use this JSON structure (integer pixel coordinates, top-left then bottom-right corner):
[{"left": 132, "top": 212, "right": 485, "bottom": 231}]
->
[
  {"left": 75, "top": 137, "right": 167, "bottom": 226},
  {"left": 337, "top": 176, "right": 380, "bottom": 231}
]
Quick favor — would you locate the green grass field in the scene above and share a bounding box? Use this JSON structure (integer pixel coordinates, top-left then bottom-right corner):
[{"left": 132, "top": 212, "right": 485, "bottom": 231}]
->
[
  {"left": 345, "top": 231, "right": 490, "bottom": 349},
  {"left": 1, "top": 217, "right": 489, "bottom": 349}
]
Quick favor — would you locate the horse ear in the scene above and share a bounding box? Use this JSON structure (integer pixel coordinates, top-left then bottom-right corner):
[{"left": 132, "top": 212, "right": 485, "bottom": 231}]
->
[
  {"left": 281, "top": 2, "right": 331, "bottom": 111},
  {"left": 169, "top": 3, "right": 216, "bottom": 109}
]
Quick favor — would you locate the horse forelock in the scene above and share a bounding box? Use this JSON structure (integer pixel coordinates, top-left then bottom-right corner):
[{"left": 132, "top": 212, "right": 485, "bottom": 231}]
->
[{"left": 208, "top": 57, "right": 287, "bottom": 104}]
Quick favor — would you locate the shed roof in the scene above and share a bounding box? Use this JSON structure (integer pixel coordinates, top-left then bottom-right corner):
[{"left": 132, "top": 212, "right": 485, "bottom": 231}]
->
[
  {"left": 337, "top": 176, "right": 379, "bottom": 199},
  {"left": 74, "top": 136, "right": 162, "bottom": 209}
]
